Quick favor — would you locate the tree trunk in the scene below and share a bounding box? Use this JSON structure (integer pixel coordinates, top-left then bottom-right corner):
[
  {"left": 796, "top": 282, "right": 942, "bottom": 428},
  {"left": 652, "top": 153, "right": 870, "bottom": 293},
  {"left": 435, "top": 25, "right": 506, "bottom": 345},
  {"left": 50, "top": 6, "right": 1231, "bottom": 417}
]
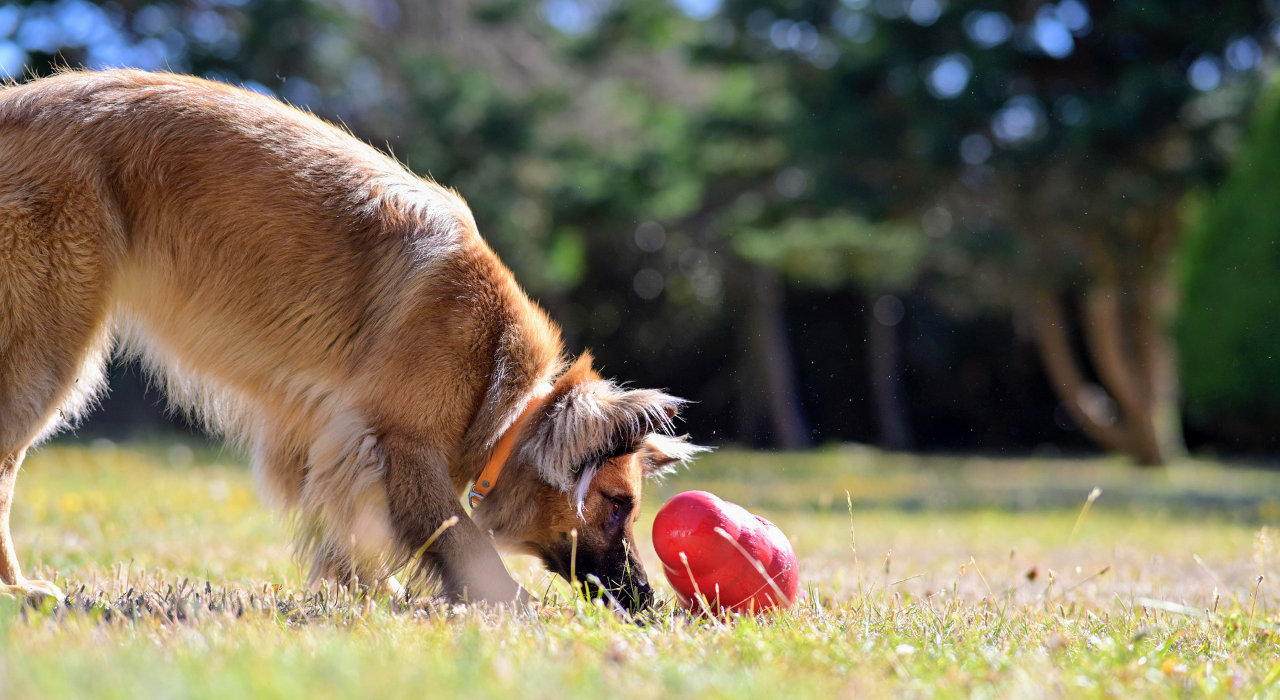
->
[
  {"left": 866, "top": 295, "right": 914, "bottom": 450},
  {"left": 1032, "top": 284, "right": 1183, "bottom": 466},
  {"left": 1081, "top": 286, "right": 1163, "bottom": 465},
  {"left": 740, "top": 265, "right": 811, "bottom": 449},
  {"left": 1032, "top": 292, "right": 1133, "bottom": 455},
  {"left": 1133, "top": 277, "right": 1186, "bottom": 462}
]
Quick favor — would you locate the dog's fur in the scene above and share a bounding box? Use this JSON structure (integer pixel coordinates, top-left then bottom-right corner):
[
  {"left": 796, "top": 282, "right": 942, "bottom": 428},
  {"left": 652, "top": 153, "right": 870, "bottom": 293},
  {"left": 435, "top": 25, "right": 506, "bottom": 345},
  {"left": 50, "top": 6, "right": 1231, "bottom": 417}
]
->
[{"left": 0, "top": 70, "right": 703, "bottom": 609}]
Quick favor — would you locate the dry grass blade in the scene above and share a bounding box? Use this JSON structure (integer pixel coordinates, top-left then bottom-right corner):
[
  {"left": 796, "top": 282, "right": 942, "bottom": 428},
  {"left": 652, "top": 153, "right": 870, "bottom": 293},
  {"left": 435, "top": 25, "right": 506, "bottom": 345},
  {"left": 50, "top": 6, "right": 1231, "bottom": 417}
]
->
[{"left": 1069, "top": 486, "right": 1102, "bottom": 541}]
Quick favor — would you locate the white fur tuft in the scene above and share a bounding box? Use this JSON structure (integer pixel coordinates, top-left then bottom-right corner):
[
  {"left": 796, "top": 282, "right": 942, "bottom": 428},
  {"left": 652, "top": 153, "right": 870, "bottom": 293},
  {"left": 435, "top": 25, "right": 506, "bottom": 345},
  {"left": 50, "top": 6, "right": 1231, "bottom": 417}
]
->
[
  {"left": 641, "top": 433, "right": 712, "bottom": 479},
  {"left": 572, "top": 464, "right": 599, "bottom": 521}
]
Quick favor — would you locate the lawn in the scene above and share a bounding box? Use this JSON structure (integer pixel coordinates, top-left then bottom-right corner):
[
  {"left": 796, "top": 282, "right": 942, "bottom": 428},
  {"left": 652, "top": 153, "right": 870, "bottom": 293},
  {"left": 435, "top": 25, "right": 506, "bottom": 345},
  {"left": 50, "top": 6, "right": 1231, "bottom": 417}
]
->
[{"left": 1, "top": 441, "right": 1278, "bottom": 698}]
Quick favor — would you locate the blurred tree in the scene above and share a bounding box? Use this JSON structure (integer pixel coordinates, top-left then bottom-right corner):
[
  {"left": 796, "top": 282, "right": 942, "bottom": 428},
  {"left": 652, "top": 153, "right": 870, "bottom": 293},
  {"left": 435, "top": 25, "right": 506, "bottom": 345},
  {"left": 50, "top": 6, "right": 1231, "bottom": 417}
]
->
[
  {"left": 3, "top": 0, "right": 1275, "bottom": 457},
  {"left": 0, "top": 0, "right": 342, "bottom": 85},
  {"left": 689, "top": 0, "right": 1272, "bottom": 464},
  {"left": 733, "top": 214, "right": 925, "bottom": 448},
  {"left": 1177, "top": 77, "right": 1280, "bottom": 452}
]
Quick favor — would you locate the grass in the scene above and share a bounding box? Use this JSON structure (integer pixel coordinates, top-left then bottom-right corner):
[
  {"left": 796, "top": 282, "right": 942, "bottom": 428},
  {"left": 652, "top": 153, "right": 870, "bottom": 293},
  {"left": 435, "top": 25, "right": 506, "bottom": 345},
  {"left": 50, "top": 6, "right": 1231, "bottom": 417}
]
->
[{"left": 1, "top": 440, "right": 1278, "bottom": 698}]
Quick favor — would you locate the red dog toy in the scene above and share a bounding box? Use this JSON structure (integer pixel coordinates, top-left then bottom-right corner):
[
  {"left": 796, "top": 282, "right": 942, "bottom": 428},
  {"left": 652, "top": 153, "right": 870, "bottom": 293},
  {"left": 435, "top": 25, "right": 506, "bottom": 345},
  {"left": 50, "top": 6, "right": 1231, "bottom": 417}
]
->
[{"left": 652, "top": 491, "right": 798, "bottom": 614}]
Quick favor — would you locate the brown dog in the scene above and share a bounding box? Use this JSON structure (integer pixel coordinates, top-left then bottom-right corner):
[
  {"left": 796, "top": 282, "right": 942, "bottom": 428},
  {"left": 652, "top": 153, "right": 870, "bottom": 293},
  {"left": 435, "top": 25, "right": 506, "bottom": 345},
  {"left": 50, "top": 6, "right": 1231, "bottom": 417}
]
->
[{"left": 0, "top": 70, "right": 704, "bottom": 610}]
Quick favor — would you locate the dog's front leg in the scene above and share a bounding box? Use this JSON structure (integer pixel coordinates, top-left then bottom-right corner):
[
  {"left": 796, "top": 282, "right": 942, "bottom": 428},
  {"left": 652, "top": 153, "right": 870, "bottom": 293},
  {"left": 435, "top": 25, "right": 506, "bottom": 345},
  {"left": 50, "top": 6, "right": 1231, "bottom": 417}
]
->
[{"left": 381, "top": 433, "right": 527, "bottom": 606}]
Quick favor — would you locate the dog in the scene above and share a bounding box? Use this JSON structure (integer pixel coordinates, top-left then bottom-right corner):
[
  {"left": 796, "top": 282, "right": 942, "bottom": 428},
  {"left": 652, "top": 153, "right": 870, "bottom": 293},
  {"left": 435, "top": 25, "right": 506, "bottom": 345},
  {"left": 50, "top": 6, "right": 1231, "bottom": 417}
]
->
[{"left": 0, "top": 69, "right": 705, "bottom": 611}]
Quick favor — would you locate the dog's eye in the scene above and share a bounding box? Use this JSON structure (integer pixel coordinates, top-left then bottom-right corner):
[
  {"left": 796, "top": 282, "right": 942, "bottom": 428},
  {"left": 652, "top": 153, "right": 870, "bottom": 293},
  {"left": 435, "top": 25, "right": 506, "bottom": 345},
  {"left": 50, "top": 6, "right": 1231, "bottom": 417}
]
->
[{"left": 605, "top": 494, "right": 630, "bottom": 521}]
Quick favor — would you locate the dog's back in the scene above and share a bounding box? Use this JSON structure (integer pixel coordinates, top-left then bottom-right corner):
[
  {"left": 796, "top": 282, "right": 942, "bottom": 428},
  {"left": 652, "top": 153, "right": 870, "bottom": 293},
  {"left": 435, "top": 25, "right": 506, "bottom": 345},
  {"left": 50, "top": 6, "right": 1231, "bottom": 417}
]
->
[{"left": 2, "top": 69, "right": 488, "bottom": 379}]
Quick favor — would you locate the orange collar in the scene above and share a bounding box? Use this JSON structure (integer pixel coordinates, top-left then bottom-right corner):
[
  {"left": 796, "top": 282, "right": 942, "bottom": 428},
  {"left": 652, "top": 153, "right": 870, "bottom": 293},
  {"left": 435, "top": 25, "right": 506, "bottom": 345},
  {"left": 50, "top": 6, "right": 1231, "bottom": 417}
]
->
[{"left": 468, "top": 386, "right": 551, "bottom": 509}]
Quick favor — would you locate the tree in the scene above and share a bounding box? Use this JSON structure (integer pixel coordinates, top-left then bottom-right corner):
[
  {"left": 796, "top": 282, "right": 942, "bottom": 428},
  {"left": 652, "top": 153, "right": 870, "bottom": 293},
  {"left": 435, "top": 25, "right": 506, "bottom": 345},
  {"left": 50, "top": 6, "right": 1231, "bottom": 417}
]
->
[
  {"left": 733, "top": 215, "right": 926, "bottom": 449},
  {"left": 692, "top": 0, "right": 1273, "bottom": 464},
  {"left": 1177, "top": 79, "right": 1280, "bottom": 451},
  {"left": 5, "top": 0, "right": 1273, "bottom": 456}
]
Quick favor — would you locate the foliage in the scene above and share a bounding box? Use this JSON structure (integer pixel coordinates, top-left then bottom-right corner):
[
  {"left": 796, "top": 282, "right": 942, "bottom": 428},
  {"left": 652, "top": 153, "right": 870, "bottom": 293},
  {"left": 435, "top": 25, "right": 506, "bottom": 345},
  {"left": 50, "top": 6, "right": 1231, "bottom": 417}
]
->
[
  {"left": 733, "top": 213, "right": 925, "bottom": 289},
  {"left": 688, "top": 0, "right": 1272, "bottom": 294},
  {"left": 2, "top": 0, "right": 1279, "bottom": 452},
  {"left": 1177, "top": 79, "right": 1280, "bottom": 449},
  {"left": 3, "top": 443, "right": 1280, "bottom": 697}
]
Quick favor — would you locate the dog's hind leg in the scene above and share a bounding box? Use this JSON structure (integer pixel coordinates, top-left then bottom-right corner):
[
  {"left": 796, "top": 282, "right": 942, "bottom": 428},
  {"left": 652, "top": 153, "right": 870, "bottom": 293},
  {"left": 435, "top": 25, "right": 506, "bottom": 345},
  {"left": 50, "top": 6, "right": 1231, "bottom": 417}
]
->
[{"left": 0, "top": 185, "right": 119, "bottom": 604}]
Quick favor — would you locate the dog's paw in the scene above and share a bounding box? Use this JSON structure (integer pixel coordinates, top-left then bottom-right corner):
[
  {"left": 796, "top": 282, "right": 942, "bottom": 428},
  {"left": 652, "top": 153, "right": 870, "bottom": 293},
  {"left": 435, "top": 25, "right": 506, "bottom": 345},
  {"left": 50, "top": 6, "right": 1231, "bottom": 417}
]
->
[{"left": 3, "top": 578, "right": 65, "bottom": 609}]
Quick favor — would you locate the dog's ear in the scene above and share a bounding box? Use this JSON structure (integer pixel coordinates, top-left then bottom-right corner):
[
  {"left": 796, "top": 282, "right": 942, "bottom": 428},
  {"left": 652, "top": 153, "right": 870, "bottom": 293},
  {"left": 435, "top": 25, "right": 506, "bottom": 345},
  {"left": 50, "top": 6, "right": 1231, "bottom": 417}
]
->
[{"left": 517, "top": 352, "right": 702, "bottom": 494}]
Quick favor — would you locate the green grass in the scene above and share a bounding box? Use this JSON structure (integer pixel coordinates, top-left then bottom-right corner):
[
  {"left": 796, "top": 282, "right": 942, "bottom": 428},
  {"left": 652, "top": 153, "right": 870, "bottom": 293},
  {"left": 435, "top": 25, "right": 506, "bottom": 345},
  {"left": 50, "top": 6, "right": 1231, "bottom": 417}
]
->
[{"left": 2, "top": 441, "right": 1279, "bottom": 698}]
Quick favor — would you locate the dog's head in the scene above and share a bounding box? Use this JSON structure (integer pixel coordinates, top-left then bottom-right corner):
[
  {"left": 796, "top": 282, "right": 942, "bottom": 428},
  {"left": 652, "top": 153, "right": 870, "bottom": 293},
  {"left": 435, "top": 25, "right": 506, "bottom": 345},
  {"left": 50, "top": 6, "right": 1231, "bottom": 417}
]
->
[{"left": 476, "top": 353, "right": 706, "bottom": 613}]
